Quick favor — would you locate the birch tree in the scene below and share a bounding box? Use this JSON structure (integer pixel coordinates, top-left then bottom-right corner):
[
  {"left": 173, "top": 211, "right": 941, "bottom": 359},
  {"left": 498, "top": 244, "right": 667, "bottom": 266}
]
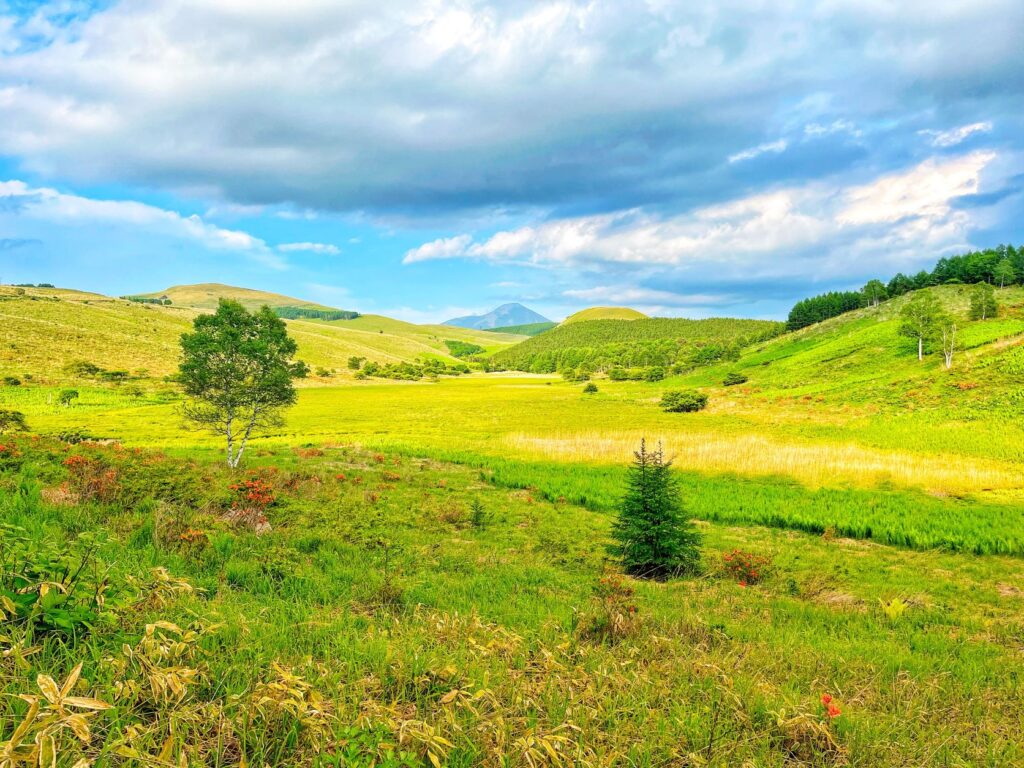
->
[
  {"left": 898, "top": 292, "right": 942, "bottom": 362},
  {"left": 179, "top": 299, "right": 304, "bottom": 468},
  {"left": 940, "top": 319, "right": 958, "bottom": 369}
]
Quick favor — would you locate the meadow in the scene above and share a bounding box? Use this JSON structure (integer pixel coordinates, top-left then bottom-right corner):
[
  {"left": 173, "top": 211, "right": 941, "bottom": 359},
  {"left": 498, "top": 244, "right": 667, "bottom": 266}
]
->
[
  {"left": 2, "top": 435, "right": 1024, "bottom": 767},
  {"left": 4, "top": 282, "right": 1024, "bottom": 765}
]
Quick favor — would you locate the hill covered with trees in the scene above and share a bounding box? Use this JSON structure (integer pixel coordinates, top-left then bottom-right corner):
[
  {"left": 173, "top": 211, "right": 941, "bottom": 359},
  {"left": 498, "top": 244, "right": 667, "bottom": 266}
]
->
[
  {"left": 488, "top": 317, "right": 783, "bottom": 376},
  {"left": 788, "top": 244, "right": 1022, "bottom": 330}
]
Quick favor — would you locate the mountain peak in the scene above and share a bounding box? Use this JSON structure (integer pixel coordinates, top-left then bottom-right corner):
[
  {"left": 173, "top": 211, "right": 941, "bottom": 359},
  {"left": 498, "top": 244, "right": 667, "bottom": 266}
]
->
[{"left": 443, "top": 302, "right": 550, "bottom": 330}]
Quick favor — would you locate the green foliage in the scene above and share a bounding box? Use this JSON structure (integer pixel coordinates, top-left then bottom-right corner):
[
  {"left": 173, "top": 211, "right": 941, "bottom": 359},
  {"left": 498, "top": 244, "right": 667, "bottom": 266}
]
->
[
  {"left": 272, "top": 305, "right": 360, "bottom": 321},
  {"left": 968, "top": 283, "right": 998, "bottom": 320},
  {"left": 610, "top": 440, "right": 701, "bottom": 579},
  {"left": 582, "top": 382, "right": 599, "bottom": 394},
  {"left": 490, "top": 317, "right": 782, "bottom": 374},
  {"left": 468, "top": 497, "right": 492, "bottom": 528},
  {"left": 786, "top": 244, "right": 1022, "bottom": 329},
  {"left": 179, "top": 300, "right": 303, "bottom": 467},
  {"left": 123, "top": 295, "right": 172, "bottom": 305},
  {"left": 879, "top": 597, "right": 909, "bottom": 622},
  {"left": 0, "top": 524, "right": 116, "bottom": 636},
  {"left": 488, "top": 321, "right": 557, "bottom": 336},
  {"left": 862, "top": 279, "right": 888, "bottom": 307},
  {"left": 661, "top": 390, "right": 708, "bottom": 413},
  {"left": 898, "top": 292, "right": 946, "bottom": 359},
  {"left": 443, "top": 339, "right": 485, "bottom": 358},
  {"left": 57, "top": 389, "right": 79, "bottom": 408},
  {"left": 0, "top": 409, "right": 29, "bottom": 433},
  {"left": 361, "top": 358, "right": 470, "bottom": 380},
  {"left": 787, "top": 291, "right": 863, "bottom": 331},
  {"left": 722, "top": 372, "right": 748, "bottom": 386}
]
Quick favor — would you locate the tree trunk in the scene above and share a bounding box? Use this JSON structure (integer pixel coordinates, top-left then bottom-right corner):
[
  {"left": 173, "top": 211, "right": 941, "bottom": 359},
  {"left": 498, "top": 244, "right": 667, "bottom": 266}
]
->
[
  {"left": 231, "top": 413, "right": 259, "bottom": 469},
  {"left": 918, "top": 336, "right": 923, "bottom": 361}
]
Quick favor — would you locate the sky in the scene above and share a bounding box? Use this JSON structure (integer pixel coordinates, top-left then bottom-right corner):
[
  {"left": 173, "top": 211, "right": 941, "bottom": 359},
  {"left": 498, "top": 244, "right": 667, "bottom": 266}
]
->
[{"left": 0, "top": 1, "right": 1022, "bottom": 323}]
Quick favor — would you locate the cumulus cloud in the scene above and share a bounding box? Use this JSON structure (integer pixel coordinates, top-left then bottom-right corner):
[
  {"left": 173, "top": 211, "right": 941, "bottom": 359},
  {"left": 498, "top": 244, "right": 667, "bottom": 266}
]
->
[
  {"left": 0, "top": 179, "right": 284, "bottom": 268},
  {"left": 920, "top": 122, "right": 993, "bottom": 148},
  {"left": 403, "top": 152, "right": 1004, "bottom": 285},
  {"left": 277, "top": 242, "right": 341, "bottom": 255},
  {"left": 0, "top": 0, "right": 1020, "bottom": 217}
]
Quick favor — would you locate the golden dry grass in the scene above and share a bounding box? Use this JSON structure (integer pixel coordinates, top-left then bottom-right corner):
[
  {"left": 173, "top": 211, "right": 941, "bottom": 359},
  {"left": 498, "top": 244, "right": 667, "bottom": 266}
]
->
[{"left": 504, "top": 430, "right": 1024, "bottom": 497}]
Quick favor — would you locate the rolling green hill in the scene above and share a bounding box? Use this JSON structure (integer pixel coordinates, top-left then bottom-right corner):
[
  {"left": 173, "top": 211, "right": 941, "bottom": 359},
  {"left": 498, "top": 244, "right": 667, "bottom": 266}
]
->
[
  {"left": 0, "top": 285, "right": 524, "bottom": 384},
  {"left": 677, "top": 284, "right": 1024, "bottom": 411},
  {"left": 562, "top": 306, "right": 648, "bottom": 323},
  {"left": 137, "top": 283, "right": 342, "bottom": 312},
  {"left": 489, "top": 316, "right": 784, "bottom": 373}
]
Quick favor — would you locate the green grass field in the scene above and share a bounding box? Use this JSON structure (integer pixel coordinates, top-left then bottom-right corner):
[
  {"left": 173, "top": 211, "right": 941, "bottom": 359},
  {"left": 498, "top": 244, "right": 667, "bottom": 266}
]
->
[{"left": 3, "top": 283, "right": 1024, "bottom": 765}]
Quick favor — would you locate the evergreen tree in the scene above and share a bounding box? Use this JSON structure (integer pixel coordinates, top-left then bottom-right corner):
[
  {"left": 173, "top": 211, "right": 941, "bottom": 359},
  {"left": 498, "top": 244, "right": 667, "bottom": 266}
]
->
[{"left": 610, "top": 440, "right": 701, "bottom": 579}]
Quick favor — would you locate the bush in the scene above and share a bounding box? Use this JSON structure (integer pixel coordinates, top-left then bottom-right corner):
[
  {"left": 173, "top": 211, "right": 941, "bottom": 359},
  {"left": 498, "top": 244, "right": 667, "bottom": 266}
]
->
[
  {"left": 3, "top": 375, "right": 21, "bottom": 386},
  {"left": 661, "top": 390, "right": 708, "bottom": 413},
  {"left": 721, "top": 549, "right": 771, "bottom": 585},
  {"left": 0, "top": 409, "right": 29, "bottom": 433},
  {"left": 722, "top": 372, "right": 748, "bottom": 386},
  {"left": 583, "top": 382, "right": 598, "bottom": 394}
]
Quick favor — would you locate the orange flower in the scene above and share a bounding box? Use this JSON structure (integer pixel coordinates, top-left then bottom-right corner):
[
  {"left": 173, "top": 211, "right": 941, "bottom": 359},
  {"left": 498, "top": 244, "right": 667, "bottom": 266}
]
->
[
  {"left": 827, "top": 704, "right": 841, "bottom": 719},
  {"left": 821, "top": 694, "right": 832, "bottom": 705}
]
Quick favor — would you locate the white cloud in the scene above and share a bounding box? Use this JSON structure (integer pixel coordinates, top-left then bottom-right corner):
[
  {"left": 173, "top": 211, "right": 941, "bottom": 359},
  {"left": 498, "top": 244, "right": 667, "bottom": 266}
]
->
[
  {"left": 728, "top": 139, "right": 787, "bottom": 164},
  {"left": 403, "top": 234, "right": 473, "bottom": 264},
  {"left": 0, "top": 178, "right": 285, "bottom": 268},
  {"left": 278, "top": 241, "right": 341, "bottom": 255},
  {"left": 919, "top": 121, "right": 993, "bottom": 148},
  {"left": 402, "top": 151, "right": 1004, "bottom": 282}
]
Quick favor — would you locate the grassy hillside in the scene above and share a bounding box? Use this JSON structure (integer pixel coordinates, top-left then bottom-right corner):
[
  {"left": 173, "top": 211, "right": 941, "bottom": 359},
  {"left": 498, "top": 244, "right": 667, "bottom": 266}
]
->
[
  {"left": 490, "top": 316, "right": 784, "bottom": 372},
  {"left": 138, "top": 283, "right": 341, "bottom": 312},
  {"left": 0, "top": 286, "right": 524, "bottom": 384},
  {"left": 489, "top": 321, "right": 557, "bottom": 336},
  {"left": 562, "top": 306, "right": 647, "bottom": 323},
  {"left": 676, "top": 284, "right": 1024, "bottom": 410}
]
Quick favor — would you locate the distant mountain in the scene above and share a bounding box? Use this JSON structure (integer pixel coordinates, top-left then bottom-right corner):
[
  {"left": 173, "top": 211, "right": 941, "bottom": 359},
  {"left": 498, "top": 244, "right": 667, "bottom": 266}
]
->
[{"left": 444, "top": 303, "right": 551, "bottom": 330}]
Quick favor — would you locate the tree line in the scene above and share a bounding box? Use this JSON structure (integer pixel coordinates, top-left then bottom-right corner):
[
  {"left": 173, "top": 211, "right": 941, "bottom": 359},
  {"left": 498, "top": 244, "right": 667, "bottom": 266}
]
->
[{"left": 787, "top": 244, "right": 1021, "bottom": 330}]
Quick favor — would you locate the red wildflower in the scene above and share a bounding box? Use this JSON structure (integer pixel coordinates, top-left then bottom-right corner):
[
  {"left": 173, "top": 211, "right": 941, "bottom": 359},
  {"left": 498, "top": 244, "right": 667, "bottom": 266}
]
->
[
  {"left": 827, "top": 704, "right": 841, "bottom": 719},
  {"left": 821, "top": 694, "right": 832, "bottom": 705},
  {"left": 335, "top": 473, "right": 347, "bottom": 481}
]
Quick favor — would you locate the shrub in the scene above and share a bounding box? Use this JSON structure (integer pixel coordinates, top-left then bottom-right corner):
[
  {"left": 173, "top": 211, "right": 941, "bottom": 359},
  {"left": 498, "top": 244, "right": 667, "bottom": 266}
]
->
[
  {"left": 644, "top": 366, "right": 665, "bottom": 382},
  {"left": 0, "top": 409, "right": 29, "bottom": 433},
  {"left": 721, "top": 549, "right": 771, "bottom": 585},
  {"left": 3, "top": 375, "right": 21, "bottom": 386},
  {"left": 583, "top": 572, "right": 642, "bottom": 642},
  {"left": 661, "top": 390, "right": 708, "bottom": 413},
  {"left": 58, "top": 389, "right": 80, "bottom": 407},
  {"left": 610, "top": 440, "right": 701, "bottom": 579},
  {"left": 469, "top": 498, "right": 492, "bottom": 528},
  {"left": 722, "top": 372, "right": 748, "bottom": 386},
  {"left": 582, "top": 382, "right": 598, "bottom": 394}
]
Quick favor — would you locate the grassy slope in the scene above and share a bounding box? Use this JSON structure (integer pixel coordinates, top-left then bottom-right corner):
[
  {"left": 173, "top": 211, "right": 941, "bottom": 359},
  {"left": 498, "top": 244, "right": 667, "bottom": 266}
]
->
[
  {"left": 562, "top": 306, "right": 647, "bottom": 323},
  {"left": 0, "top": 287, "right": 524, "bottom": 382},
  {"left": 137, "top": 282, "right": 340, "bottom": 312},
  {"left": 2, "top": 437, "right": 1023, "bottom": 766}
]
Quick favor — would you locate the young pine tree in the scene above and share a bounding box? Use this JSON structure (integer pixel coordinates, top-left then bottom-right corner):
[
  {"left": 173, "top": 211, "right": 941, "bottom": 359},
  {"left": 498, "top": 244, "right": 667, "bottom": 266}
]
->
[{"left": 610, "top": 440, "right": 701, "bottom": 579}]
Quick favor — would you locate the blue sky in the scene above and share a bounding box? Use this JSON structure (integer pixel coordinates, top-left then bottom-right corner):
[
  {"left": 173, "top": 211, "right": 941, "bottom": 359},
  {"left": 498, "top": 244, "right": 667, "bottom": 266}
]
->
[{"left": 1, "top": 1, "right": 1022, "bottom": 322}]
